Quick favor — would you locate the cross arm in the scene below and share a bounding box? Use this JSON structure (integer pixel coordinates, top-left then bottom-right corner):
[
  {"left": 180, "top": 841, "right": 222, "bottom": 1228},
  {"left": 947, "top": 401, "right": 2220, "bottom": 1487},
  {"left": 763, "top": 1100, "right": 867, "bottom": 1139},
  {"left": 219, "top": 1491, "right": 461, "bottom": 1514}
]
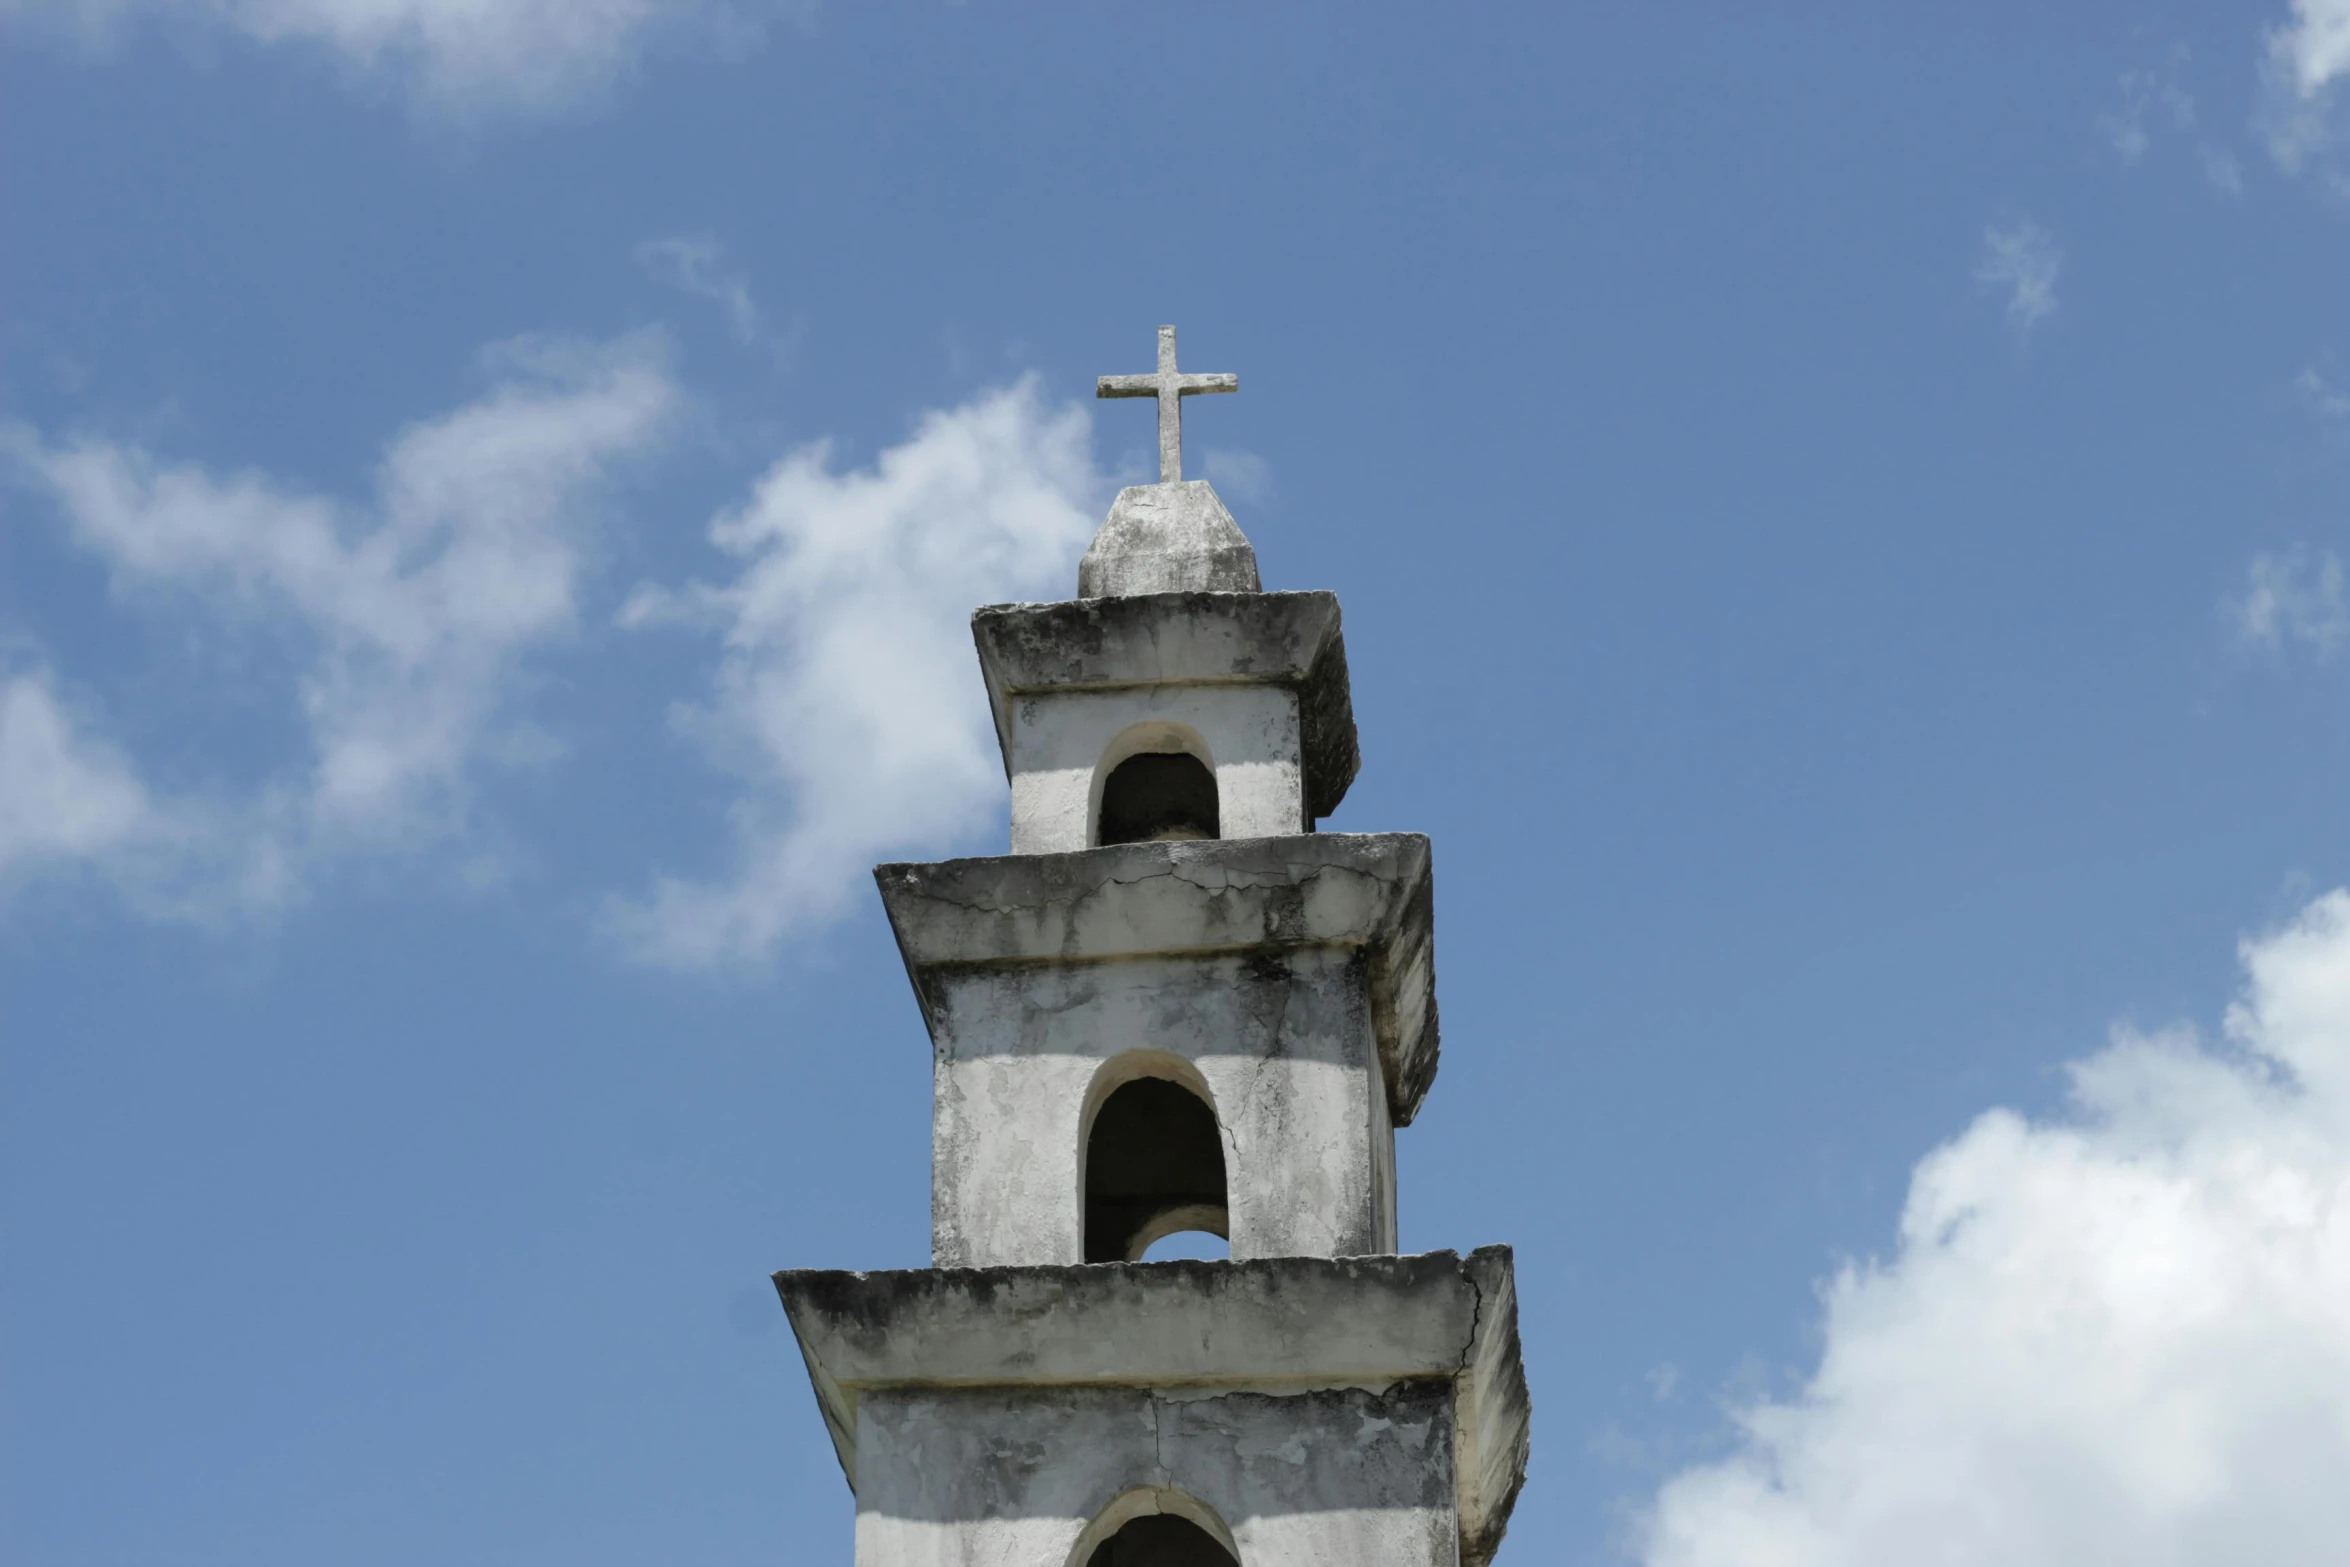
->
[{"left": 1094, "top": 372, "right": 1239, "bottom": 398}]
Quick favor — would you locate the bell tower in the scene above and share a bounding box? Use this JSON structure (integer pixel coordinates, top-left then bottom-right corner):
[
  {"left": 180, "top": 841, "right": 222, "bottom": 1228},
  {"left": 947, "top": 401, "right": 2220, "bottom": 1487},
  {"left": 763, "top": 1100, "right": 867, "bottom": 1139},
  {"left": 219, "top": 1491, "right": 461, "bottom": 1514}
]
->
[{"left": 776, "top": 328, "right": 1531, "bottom": 1567}]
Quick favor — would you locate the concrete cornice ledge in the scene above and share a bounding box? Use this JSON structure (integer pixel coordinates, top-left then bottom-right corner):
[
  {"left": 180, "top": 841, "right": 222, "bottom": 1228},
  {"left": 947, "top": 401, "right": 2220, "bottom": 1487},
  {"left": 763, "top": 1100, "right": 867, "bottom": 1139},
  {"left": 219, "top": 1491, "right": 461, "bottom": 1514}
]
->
[
  {"left": 971, "top": 590, "right": 1360, "bottom": 818},
  {"left": 875, "top": 832, "right": 1439, "bottom": 1123},
  {"left": 774, "top": 1247, "right": 1530, "bottom": 1567}
]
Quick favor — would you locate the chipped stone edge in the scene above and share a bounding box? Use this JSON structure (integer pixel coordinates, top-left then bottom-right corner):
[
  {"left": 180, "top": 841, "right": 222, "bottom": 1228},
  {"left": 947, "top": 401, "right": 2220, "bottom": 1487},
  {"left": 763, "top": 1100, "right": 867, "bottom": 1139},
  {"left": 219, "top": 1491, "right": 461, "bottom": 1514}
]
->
[{"left": 1456, "top": 1245, "right": 1531, "bottom": 1567}]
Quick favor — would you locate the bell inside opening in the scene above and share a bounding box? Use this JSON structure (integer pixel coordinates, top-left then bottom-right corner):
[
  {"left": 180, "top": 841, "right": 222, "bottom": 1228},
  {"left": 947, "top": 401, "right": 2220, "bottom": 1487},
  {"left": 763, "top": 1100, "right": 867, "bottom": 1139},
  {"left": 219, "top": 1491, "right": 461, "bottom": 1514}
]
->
[
  {"left": 1084, "top": 1076, "right": 1229, "bottom": 1264},
  {"left": 1097, "top": 752, "right": 1220, "bottom": 845}
]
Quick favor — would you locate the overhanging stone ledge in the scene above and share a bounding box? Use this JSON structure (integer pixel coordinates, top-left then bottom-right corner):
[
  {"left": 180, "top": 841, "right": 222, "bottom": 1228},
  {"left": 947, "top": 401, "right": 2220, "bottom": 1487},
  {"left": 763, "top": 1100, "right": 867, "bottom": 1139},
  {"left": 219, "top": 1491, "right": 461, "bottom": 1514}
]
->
[
  {"left": 774, "top": 1247, "right": 1529, "bottom": 1565},
  {"left": 875, "top": 832, "right": 1438, "bottom": 1122},
  {"left": 972, "top": 590, "right": 1360, "bottom": 818}
]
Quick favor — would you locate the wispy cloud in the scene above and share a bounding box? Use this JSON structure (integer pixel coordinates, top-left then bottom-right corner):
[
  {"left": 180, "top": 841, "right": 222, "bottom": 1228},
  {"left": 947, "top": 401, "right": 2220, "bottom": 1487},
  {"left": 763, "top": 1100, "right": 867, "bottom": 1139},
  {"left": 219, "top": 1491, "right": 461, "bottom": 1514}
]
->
[
  {"left": 0, "top": 668, "right": 192, "bottom": 882},
  {"left": 2, "top": 0, "right": 791, "bottom": 116},
  {"left": 2097, "top": 58, "right": 2246, "bottom": 193},
  {"left": 2100, "top": 66, "right": 2197, "bottom": 162},
  {"left": 1641, "top": 890, "right": 2350, "bottom": 1565},
  {"left": 1976, "top": 222, "right": 2062, "bottom": 333},
  {"left": 609, "top": 378, "right": 1106, "bottom": 968},
  {"left": 635, "top": 234, "right": 760, "bottom": 344},
  {"left": 2236, "top": 547, "right": 2350, "bottom": 659},
  {"left": 2225, "top": 376, "right": 2350, "bottom": 665},
  {"left": 2301, "top": 368, "right": 2350, "bottom": 423},
  {"left": 2, "top": 329, "right": 679, "bottom": 916}
]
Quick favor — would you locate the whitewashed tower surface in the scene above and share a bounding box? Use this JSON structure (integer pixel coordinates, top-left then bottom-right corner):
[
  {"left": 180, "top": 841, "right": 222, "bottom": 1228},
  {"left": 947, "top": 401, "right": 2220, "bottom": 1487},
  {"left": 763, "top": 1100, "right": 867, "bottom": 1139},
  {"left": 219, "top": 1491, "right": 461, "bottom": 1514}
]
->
[{"left": 776, "top": 327, "right": 1531, "bottom": 1567}]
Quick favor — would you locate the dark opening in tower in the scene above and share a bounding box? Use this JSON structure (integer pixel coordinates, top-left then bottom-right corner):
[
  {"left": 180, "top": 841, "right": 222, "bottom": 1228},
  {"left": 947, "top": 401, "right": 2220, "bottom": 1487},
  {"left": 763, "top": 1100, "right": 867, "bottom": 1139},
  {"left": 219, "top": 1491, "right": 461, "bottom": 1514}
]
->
[
  {"left": 1086, "top": 1514, "right": 1240, "bottom": 1567},
  {"left": 1083, "top": 1075, "right": 1230, "bottom": 1263},
  {"left": 1097, "top": 752, "right": 1220, "bottom": 846}
]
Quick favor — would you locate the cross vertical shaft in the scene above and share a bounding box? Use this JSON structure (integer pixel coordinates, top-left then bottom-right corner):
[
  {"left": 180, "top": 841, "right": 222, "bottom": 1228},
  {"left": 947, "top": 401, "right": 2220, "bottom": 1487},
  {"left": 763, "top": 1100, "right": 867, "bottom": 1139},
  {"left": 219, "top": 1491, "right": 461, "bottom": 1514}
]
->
[
  {"left": 1152, "top": 327, "right": 1182, "bottom": 485},
  {"left": 1097, "top": 324, "right": 1238, "bottom": 484}
]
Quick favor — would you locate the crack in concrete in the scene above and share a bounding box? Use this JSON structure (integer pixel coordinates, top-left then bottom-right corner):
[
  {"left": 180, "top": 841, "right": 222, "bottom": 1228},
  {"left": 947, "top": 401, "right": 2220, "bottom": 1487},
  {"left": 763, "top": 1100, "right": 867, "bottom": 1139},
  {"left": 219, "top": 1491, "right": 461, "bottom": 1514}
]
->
[
  {"left": 1459, "top": 1258, "right": 1486, "bottom": 1372},
  {"left": 1148, "top": 1391, "right": 1170, "bottom": 1490}
]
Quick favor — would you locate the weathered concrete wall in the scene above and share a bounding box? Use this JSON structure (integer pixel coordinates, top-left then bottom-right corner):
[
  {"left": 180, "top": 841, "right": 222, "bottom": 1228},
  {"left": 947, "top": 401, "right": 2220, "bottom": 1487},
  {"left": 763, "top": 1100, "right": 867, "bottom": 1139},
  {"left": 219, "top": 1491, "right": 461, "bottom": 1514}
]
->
[
  {"left": 1006, "top": 683, "right": 1305, "bottom": 854},
  {"left": 877, "top": 835, "right": 1441, "bottom": 1133},
  {"left": 853, "top": 1382, "right": 1458, "bottom": 1567},
  {"left": 928, "top": 947, "right": 1396, "bottom": 1267}
]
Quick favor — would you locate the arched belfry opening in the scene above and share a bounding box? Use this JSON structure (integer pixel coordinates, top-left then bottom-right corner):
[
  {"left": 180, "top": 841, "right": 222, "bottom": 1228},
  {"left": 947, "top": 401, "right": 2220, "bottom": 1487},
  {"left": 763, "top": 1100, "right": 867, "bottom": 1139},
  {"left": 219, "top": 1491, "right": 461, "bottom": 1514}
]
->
[
  {"left": 1097, "top": 752, "right": 1220, "bottom": 845},
  {"left": 1086, "top": 1513, "right": 1239, "bottom": 1567},
  {"left": 1083, "top": 1060, "right": 1230, "bottom": 1264},
  {"left": 1071, "top": 1489, "right": 1243, "bottom": 1567}
]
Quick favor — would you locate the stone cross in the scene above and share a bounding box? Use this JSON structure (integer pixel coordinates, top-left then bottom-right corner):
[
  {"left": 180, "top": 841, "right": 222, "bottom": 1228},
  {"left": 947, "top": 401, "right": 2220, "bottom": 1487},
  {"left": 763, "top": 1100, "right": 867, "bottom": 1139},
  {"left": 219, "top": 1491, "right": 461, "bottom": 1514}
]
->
[{"left": 1097, "top": 325, "right": 1237, "bottom": 485}]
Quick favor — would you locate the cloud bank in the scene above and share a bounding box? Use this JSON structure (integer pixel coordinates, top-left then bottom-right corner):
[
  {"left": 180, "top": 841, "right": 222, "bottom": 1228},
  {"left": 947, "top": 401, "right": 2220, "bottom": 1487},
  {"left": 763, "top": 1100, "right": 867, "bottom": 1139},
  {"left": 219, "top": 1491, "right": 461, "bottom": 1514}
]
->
[
  {"left": 2, "top": 329, "right": 678, "bottom": 913},
  {"left": 5, "top": 347, "right": 1106, "bottom": 946},
  {"left": 1642, "top": 891, "right": 2350, "bottom": 1565},
  {"left": 611, "top": 377, "right": 1104, "bottom": 968},
  {"left": 4, "top": 0, "right": 777, "bottom": 113}
]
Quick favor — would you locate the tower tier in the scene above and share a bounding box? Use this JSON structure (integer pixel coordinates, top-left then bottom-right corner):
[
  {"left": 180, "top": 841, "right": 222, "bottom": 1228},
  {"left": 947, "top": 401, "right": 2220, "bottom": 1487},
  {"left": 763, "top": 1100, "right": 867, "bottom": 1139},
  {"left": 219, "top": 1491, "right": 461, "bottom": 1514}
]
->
[
  {"left": 972, "top": 590, "right": 1359, "bottom": 854},
  {"left": 776, "top": 1248, "right": 1530, "bottom": 1567},
  {"left": 878, "top": 833, "right": 1439, "bottom": 1268}
]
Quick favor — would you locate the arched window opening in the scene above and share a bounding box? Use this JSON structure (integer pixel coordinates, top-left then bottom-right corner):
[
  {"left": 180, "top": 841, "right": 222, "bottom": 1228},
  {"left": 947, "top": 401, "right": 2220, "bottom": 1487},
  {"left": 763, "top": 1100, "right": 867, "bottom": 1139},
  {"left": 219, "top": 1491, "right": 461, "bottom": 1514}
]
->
[
  {"left": 1097, "top": 752, "right": 1219, "bottom": 846},
  {"left": 1086, "top": 1513, "right": 1239, "bottom": 1567},
  {"left": 1084, "top": 1075, "right": 1229, "bottom": 1264}
]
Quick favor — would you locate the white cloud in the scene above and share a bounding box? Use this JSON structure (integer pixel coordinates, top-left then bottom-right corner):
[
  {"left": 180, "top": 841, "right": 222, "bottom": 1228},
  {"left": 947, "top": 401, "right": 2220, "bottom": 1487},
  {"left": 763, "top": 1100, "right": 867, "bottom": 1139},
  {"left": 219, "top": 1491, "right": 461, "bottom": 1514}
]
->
[
  {"left": 3, "top": 329, "right": 678, "bottom": 913},
  {"left": 635, "top": 234, "right": 760, "bottom": 344},
  {"left": 1976, "top": 222, "right": 2062, "bottom": 333},
  {"left": 610, "top": 377, "right": 1104, "bottom": 968},
  {"left": 2262, "top": 0, "right": 2350, "bottom": 170},
  {"left": 2236, "top": 547, "right": 2350, "bottom": 658},
  {"left": 1641, "top": 890, "right": 2350, "bottom": 1566},
  {"left": 2, "top": 0, "right": 780, "bottom": 113},
  {"left": 0, "top": 666, "right": 296, "bottom": 914},
  {"left": 2273, "top": 0, "right": 2350, "bottom": 97}
]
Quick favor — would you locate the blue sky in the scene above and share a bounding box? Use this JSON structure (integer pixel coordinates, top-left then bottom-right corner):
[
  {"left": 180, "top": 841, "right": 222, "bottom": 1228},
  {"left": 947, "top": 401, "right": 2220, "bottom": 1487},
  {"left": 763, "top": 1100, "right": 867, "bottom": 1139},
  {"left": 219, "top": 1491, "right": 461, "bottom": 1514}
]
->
[{"left": 6, "top": 3, "right": 2350, "bottom": 1563}]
